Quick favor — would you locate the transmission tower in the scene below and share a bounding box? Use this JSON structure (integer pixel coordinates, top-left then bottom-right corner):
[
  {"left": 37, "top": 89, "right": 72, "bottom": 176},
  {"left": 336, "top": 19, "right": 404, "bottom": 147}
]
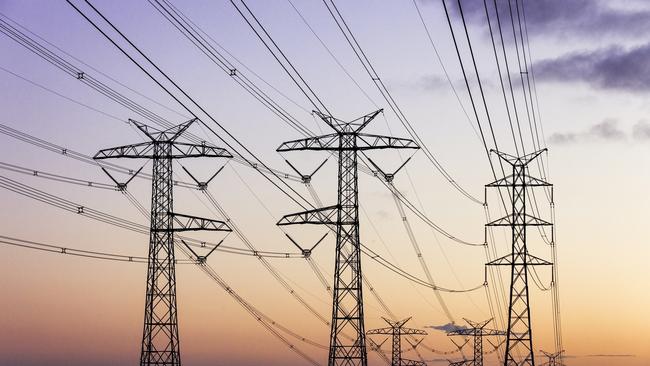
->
[
  {"left": 539, "top": 350, "right": 565, "bottom": 366},
  {"left": 94, "top": 118, "right": 232, "bottom": 366},
  {"left": 485, "top": 149, "right": 553, "bottom": 366},
  {"left": 367, "top": 317, "right": 427, "bottom": 366},
  {"left": 446, "top": 318, "right": 506, "bottom": 366},
  {"left": 277, "top": 109, "right": 418, "bottom": 366}
]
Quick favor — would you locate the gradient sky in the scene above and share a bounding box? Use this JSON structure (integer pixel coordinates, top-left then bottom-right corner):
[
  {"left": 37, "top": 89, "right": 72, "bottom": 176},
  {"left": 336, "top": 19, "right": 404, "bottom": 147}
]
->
[{"left": 0, "top": 1, "right": 648, "bottom": 366}]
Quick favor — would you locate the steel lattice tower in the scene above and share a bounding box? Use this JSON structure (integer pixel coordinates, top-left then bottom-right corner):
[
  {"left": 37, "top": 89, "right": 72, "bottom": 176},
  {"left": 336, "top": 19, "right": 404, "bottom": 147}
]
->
[
  {"left": 485, "top": 150, "right": 553, "bottom": 366},
  {"left": 447, "top": 318, "right": 506, "bottom": 366},
  {"left": 94, "top": 119, "right": 232, "bottom": 366},
  {"left": 539, "top": 350, "right": 564, "bottom": 366},
  {"left": 367, "top": 317, "right": 427, "bottom": 366},
  {"left": 277, "top": 109, "right": 418, "bottom": 366}
]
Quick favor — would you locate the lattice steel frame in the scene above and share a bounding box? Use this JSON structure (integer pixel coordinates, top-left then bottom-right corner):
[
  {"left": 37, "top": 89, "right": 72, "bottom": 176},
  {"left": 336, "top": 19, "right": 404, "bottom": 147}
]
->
[
  {"left": 447, "top": 318, "right": 506, "bottom": 366},
  {"left": 277, "top": 110, "right": 418, "bottom": 366},
  {"left": 95, "top": 119, "right": 231, "bottom": 366},
  {"left": 367, "top": 317, "right": 427, "bottom": 366},
  {"left": 539, "top": 350, "right": 565, "bottom": 366},
  {"left": 486, "top": 150, "right": 553, "bottom": 366}
]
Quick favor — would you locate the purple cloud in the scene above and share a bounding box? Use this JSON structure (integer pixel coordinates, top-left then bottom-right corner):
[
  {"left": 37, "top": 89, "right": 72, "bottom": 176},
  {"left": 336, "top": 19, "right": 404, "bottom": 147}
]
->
[
  {"left": 534, "top": 43, "right": 650, "bottom": 92},
  {"left": 549, "top": 118, "right": 626, "bottom": 144},
  {"left": 437, "top": 0, "right": 650, "bottom": 39}
]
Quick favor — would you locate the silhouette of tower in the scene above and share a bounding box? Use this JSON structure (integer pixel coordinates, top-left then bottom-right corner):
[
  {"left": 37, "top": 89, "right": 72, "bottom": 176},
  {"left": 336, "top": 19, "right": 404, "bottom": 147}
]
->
[
  {"left": 95, "top": 119, "right": 232, "bottom": 365},
  {"left": 447, "top": 318, "right": 506, "bottom": 366},
  {"left": 539, "top": 350, "right": 564, "bottom": 366},
  {"left": 485, "top": 149, "right": 553, "bottom": 366},
  {"left": 277, "top": 109, "right": 418, "bottom": 366},
  {"left": 367, "top": 317, "right": 427, "bottom": 366}
]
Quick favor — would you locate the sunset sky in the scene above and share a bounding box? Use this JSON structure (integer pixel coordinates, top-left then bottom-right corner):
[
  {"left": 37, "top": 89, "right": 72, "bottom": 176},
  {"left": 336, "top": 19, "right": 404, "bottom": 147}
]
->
[{"left": 0, "top": 1, "right": 648, "bottom": 366}]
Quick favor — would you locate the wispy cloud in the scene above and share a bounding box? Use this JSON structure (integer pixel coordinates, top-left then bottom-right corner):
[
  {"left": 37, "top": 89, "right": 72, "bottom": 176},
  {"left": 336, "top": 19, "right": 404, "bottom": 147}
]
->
[
  {"left": 534, "top": 43, "right": 650, "bottom": 93},
  {"left": 585, "top": 354, "right": 636, "bottom": 358},
  {"left": 549, "top": 118, "right": 626, "bottom": 144},
  {"left": 436, "top": 0, "right": 650, "bottom": 40},
  {"left": 632, "top": 120, "right": 650, "bottom": 140},
  {"left": 418, "top": 75, "right": 449, "bottom": 91},
  {"left": 418, "top": 1, "right": 650, "bottom": 93}
]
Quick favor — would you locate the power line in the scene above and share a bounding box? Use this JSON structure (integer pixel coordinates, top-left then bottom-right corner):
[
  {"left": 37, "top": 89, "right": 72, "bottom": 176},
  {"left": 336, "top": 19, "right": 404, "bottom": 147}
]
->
[
  {"left": 0, "top": 233, "right": 327, "bottom": 364},
  {"left": 229, "top": 0, "right": 483, "bottom": 247},
  {"left": 437, "top": 1, "right": 512, "bottom": 346},
  {"left": 285, "top": 0, "right": 379, "bottom": 109},
  {"left": 321, "top": 0, "right": 482, "bottom": 204},
  {"left": 0, "top": 160, "right": 116, "bottom": 190},
  {"left": 2, "top": 112, "right": 479, "bottom": 294},
  {"left": 0, "top": 234, "right": 192, "bottom": 263},
  {"left": 148, "top": 0, "right": 315, "bottom": 137},
  {"left": 0, "top": 13, "right": 304, "bottom": 183},
  {"left": 0, "top": 65, "right": 127, "bottom": 123},
  {"left": 230, "top": 0, "right": 332, "bottom": 115},
  {"left": 410, "top": 0, "right": 481, "bottom": 143},
  {"left": 67, "top": 0, "right": 483, "bottom": 293},
  {"left": 66, "top": 0, "right": 319, "bottom": 213},
  {"left": 0, "top": 172, "right": 307, "bottom": 258}
]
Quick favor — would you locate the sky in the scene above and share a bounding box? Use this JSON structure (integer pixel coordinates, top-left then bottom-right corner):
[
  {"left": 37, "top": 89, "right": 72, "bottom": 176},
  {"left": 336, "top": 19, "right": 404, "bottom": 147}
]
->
[{"left": 0, "top": 1, "right": 648, "bottom": 366}]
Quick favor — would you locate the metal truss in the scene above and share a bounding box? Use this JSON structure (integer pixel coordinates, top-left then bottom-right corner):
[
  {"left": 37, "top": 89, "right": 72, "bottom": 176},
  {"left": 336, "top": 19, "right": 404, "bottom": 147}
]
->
[
  {"left": 94, "top": 118, "right": 231, "bottom": 366},
  {"left": 485, "top": 149, "right": 553, "bottom": 366},
  {"left": 367, "top": 317, "right": 427, "bottom": 366},
  {"left": 276, "top": 109, "right": 418, "bottom": 366},
  {"left": 277, "top": 205, "right": 341, "bottom": 225},
  {"left": 168, "top": 212, "right": 230, "bottom": 232},
  {"left": 539, "top": 350, "right": 565, "bottom": 366},
  {"left": 447, "top": 318, "right": 506, "bottom": 366}
]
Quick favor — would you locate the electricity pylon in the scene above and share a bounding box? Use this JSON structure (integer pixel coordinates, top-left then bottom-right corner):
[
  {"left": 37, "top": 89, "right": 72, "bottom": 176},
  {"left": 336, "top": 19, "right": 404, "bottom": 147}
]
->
[
  {"left": 94, "top": 118, "right": 232, "bottom": 366},
  {"left": 539, "top": 350, "right": 565, "bottom": 366},
  {"left": 446, "top": 318, "right": 506, "bottom": 366},
  {"left": 277, "top": 109, "right": 418, "bottom": 366},
  {"left": 367, "top": 317, "right": 427, "bottom": 366},
  {"left": 485, "top": 149, "right": 553, "bottom": 366}
]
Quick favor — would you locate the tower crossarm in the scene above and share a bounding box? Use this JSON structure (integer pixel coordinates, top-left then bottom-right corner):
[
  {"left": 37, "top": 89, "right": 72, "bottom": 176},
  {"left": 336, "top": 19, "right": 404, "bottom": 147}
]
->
[
  {"left": 400, "top": 359, "right": 426, "bottom": 366},
  {"left": 314, "top": 109, "right": 383, "bottom": 133},
  {"left": 94, "top": 141, "right": 156, "bottom": 159},
  {"left": 399, "top": 328, "right": 428, "bottom": 336},
  {"left": 447, "top": 329, "right": 473, "bottom": 337},
  {"left": 356, "top": 133, "right": 419, "bottom": 150},
  {"left": 169, "top": 142, "right": 232, "bottom": 158},
  {"left": 94, "top": 141, "right": 231, "bottom": 160},
  {"left": 130, "top": 117, "right": 197, "bottom": 142},
  {"left": 479, "top": 329, "right": 507, "bottom": 336},
  {"left": 486, "top": 174, "right": 551, "bottom": 188},
  {"left": 154, "top": 118, "right": 196, "bottom": 141},
  {"left": 366, "top": 327, "right": 394, "bottom": 335},
  {"left": 277, "top": 205, "right": 344, "bottom": 225},
  {"left": 167, "top": 212, "right": 232, "bottom": 232},
  {"left": 446, "top": 328, "right": 505, "bottom": 337},
  {"left": 491, "top": 148, "right": 547, "bottom": 167},
  {"left": 486, "top": 253, "right": 552, "bottom": 266},
  {"left": 486, "top": 213, "right": 552, "bottom": 227},
  {"left": 448, "top": 360, "right": 472, "bottom": 366},
  {"left": 277, "top": 133, "right": 339, "bottom": 151},
  {"left": 276, "top": 133, "right": 418, "bottom": 152}
]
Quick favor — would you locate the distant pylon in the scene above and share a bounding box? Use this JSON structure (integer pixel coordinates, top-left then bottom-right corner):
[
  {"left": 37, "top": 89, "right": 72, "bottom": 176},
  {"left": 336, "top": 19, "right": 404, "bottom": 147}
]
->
[
  {"left": 539, "top": 350, "right": 565, "bottom": 366},
  {"left": 277, "top": 109, "right": 419, "bottom": 366},
  {"left": 367, "top": 317, "right": 427, "bottom": 366},
  {"left": 446, "top": 318, "right": 506, "bottom": 366},
  {"left": 485, "top": 149, "right": 554, "bottom": 366},
  {"left": 94, "top": 119, "right": 232, "bottom": 366}
]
